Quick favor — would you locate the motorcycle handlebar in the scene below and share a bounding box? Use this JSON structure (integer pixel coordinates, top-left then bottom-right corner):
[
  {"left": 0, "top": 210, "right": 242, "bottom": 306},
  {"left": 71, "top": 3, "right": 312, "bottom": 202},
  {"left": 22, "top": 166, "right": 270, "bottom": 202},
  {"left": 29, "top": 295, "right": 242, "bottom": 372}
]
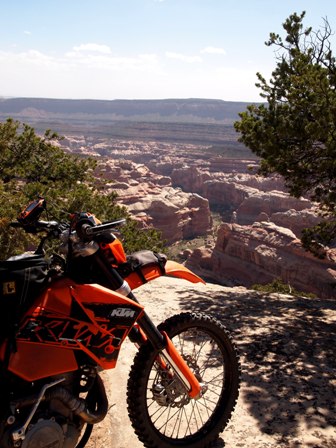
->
[
  {"left": 10, "top": 212, "right": 126, "bottom": 244},
  {"left": 78, "top": 219, "right": 126, "bottom": 240}
]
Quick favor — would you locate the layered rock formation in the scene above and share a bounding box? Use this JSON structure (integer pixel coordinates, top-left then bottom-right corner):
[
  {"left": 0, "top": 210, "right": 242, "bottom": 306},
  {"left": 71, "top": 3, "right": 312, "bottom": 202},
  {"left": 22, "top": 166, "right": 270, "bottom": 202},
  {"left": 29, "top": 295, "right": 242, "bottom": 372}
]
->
[
  {"left": 270, "top": 208, "right": 322, "bottom": 237},
  {"left": 60, "top": 136, "right": 335, "bottom": 298},
  {"left": 187, "top": 221, "right": 336, "bottom": 299},
  {"left": 169, "top": 165, "right": 316, "bottom": 238},
  {"left": 165, "top": 160, "right": 335, "bottom": 298},
  {"left": 235, "top": 191, "right": 312, "bottom": 226},
  {"left": 94, "top": 159, "right": 212, "bottom": 243},
  {"left": 127, "top": 189, "right": 211, "bottom": 243}
]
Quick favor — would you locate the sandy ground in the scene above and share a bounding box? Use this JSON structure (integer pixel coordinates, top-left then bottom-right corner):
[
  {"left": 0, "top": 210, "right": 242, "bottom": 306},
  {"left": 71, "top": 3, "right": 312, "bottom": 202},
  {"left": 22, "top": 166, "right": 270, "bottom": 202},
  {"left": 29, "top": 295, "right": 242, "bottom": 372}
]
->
[{"left": 86, "top": 277, "right": 336, "bottom": 448}]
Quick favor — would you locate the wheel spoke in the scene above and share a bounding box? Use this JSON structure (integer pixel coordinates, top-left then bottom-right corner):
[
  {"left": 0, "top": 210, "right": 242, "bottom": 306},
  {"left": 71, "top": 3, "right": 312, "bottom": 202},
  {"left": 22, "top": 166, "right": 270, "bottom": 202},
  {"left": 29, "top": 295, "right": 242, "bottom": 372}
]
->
[
  {"left": 195, "top": 397, "right": 207, "bottom": 422},
  {"left": 204, "top": 370, "right": 225, "bottom": 386},
  {"left": 156, "top": 406, "right": 182, "bottom": 433},
  {"left": 149, "top": 401, "right": 170, "bottom": 422},
  {"left": 182, "top": 404, "right": 193, "bottom": 437},
  {"left": 195, "top": 396, "right": 217, "bottom": 414},
  {"left": 200, "top": 348, "right": 224, "bottom": 373}
]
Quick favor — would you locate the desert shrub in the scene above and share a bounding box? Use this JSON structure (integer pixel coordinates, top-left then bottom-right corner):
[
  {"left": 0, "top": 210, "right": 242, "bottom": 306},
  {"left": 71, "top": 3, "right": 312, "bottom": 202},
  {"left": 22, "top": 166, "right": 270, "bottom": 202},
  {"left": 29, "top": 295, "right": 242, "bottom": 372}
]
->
[{"left": 251, "top": 278, "right": 316, "bottom": 298}]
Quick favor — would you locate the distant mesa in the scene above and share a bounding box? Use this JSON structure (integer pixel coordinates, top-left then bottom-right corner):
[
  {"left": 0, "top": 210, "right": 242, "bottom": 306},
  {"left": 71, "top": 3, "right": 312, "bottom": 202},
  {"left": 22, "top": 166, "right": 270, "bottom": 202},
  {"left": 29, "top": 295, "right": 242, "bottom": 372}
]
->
[
  {"left": 0, "top": 97, "right": 259, "bottom": 149},
  {"left": 0, "top": 97, "right": 256, "bottom": 124}
]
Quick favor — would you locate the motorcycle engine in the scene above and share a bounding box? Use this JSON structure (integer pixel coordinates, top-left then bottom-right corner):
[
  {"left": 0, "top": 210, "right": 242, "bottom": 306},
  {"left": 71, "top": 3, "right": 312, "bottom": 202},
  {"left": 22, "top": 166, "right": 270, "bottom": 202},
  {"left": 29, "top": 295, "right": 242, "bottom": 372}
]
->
[
  {"left": 2, "top": 416, "right": 81, "bottom": 448},
  {"left": 0, "top": 372, "right": 84, "bottom": 448},
  {"left": 21, "top": 419, "right": 64, "bottom": 448},
  {"left": 2, "top": 415, "right": 81, "bottom": 448}
]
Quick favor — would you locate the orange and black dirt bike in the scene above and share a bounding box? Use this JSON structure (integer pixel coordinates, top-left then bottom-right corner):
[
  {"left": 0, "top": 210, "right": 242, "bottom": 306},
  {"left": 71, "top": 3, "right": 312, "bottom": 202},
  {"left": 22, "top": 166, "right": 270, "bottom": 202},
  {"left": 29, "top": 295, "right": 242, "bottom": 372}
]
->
[{"left": 0, "top": 198, "right": 240, "bottom": 448}]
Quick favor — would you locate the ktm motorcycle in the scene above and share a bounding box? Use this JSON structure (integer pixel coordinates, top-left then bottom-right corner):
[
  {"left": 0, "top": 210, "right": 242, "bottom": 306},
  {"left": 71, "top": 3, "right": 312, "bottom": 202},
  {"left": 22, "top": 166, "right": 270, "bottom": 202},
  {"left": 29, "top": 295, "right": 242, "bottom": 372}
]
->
[{"left": 0, "top": 198, "right": 240, "bottom": 448}]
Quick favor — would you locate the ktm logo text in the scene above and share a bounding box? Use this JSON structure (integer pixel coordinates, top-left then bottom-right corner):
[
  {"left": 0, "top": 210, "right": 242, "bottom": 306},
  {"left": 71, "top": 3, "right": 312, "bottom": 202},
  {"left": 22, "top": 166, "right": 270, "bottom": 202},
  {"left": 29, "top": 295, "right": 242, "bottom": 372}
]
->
[{"left": 110, "top": 308, "right": 136, "bottom": 318}]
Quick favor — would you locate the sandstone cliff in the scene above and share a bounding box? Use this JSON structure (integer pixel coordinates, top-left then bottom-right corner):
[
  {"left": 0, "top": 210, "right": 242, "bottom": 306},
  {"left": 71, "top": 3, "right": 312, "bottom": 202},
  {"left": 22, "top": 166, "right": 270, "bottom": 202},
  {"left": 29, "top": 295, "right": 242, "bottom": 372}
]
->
[
  {"left": 187, "top": 221, "right": 336, "bottom": 299},
  {"left": 94, "top": 159, "right": 212, "bottom": 243}
]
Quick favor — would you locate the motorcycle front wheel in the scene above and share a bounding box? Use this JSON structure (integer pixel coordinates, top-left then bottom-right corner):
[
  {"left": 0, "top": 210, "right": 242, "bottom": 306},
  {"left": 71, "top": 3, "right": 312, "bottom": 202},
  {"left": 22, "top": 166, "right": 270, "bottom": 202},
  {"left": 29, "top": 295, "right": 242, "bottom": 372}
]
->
[{"left": 127, "top": 312, "right": 240, "bottom": 448}]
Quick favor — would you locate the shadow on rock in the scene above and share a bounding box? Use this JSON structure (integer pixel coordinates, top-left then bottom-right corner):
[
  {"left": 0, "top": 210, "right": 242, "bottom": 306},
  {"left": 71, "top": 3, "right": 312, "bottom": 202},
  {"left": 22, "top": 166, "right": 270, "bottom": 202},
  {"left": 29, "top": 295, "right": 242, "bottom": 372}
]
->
[{"left": 176, "top": 285, "right": 336, "bottom": 442}]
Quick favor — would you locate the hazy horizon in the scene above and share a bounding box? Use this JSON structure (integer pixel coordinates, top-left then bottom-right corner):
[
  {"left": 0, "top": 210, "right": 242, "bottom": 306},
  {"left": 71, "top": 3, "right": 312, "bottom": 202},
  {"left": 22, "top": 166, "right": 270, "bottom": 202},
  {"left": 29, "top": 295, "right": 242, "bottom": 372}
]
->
[
  {"left": 1, "top": 0, "right": 336, "bottom": 102},
  {"left": 0, "top": 95, "right": 257, "bottom": 103}
]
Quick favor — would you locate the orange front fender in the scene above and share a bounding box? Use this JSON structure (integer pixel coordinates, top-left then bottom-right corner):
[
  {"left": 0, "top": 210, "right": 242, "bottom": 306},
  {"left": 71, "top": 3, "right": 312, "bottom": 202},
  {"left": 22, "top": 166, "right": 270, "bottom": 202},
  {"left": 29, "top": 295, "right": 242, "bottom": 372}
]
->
[
  {"left": 125, "top": 260, "right": 205, "bottom": 290},
  {"left": 165, "top": 260, "right": 206, "bottom": 284}
]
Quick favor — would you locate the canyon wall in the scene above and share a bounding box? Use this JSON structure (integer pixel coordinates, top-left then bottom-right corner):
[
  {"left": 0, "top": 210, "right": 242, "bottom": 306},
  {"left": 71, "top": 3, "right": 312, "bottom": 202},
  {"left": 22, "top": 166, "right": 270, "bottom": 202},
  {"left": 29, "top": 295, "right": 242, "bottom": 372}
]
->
[
  {"left": 186, "top": 221, "right": 336, "bottom": 299},
  {"left": 61, "top": 137, "right": 335, "bottom": 298},
  {"left": 94, "top": 159, "right": 212, "bottom": 244}
]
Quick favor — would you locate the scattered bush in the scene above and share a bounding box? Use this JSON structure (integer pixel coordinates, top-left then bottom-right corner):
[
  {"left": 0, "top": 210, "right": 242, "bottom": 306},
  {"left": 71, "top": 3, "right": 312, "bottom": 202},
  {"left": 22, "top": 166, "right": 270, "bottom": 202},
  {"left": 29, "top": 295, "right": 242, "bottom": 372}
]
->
[{"left": 251, "top": 278, "right": 316, "bottom": 298}]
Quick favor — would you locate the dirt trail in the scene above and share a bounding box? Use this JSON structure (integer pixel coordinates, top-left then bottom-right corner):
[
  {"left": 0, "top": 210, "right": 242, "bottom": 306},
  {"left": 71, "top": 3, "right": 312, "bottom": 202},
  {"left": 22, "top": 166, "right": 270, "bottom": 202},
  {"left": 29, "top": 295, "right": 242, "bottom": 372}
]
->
[{"left": 86, "top": 277, "right": 336, "bottom": 448}]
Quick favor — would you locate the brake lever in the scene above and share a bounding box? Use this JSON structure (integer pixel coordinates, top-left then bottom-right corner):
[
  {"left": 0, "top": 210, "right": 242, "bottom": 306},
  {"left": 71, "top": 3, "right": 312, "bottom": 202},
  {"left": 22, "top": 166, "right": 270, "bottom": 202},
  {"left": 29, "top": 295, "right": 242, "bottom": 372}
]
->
[{"left": 79, "top": 219, "right": 126, "bottom": 240}]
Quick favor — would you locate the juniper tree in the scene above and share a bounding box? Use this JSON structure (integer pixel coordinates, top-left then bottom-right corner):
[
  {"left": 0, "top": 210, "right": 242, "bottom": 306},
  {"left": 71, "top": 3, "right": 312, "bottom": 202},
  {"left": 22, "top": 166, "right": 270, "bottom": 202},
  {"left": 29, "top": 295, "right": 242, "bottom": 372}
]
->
[{"left": 234, "top": 11, "right": 336, "bottom": 255}]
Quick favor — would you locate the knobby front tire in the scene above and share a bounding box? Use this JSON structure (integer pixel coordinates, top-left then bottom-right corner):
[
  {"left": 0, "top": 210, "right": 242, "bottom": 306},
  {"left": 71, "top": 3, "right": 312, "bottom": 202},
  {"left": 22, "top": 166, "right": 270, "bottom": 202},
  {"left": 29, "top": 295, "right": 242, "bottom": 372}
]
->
[{"left": 127, "top": 312, "right": 240, "bottom": 448}]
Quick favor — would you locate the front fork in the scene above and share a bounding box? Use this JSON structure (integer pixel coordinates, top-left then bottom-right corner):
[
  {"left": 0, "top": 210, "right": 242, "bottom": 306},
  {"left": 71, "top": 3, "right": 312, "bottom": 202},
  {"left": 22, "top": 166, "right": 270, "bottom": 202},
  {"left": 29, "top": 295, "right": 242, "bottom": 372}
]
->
[
  {"left": 135, "top": 313, "right": 203, "bottom": 400},
  {"left": 160, "top": 332, "right": 203, "bottom": 399}
]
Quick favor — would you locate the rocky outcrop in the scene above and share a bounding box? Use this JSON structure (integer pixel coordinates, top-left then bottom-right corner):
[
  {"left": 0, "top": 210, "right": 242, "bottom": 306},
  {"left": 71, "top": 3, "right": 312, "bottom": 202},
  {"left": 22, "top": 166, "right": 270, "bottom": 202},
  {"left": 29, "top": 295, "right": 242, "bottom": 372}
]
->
[
  {"left": 208, "top": 158, "right": 258, "bottom": 173},
  {"left": 94, "top": 154, "right": 332, "bottom": 298},
  {"left": 94, "top": 159, "right": 212, "bottom": 244},
  {"left": 270, "top": 208, "right": 322, "bottom": 238},
  {"left": 169, "top": 167, "right": 298, "bottom": 222},
  {"left": 127, "top": 189, "right": 212, "bottom": 243},
  {"left": 236, "top": 191, "right": 313, "bottom": 225},
  {"left": 187, "top": 221, "right": 336, "bottom": 299},
  {"left": 171, "top": 166, "right": 211, "bottom": 194},
  {"left": 231, "top": 173, "right": 285, "bottom": 191},
  {"left": 201, "top": 180, "right": 256, "bottom": 210}
]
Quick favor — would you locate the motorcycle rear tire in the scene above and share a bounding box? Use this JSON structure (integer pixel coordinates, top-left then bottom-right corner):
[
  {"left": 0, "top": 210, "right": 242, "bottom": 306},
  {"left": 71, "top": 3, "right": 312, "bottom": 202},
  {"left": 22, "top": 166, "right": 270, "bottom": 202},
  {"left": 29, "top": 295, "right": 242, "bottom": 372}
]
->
[{"left": 127, "top": 312, "right": 240, "bottom": 448}]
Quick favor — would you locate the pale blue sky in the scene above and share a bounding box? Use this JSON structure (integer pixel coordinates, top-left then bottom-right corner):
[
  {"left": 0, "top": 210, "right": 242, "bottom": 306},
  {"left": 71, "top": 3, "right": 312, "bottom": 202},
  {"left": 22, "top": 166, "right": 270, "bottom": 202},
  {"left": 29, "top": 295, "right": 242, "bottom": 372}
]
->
[{"left": 1, "top": 0, "right": 336, "bottom": 101}]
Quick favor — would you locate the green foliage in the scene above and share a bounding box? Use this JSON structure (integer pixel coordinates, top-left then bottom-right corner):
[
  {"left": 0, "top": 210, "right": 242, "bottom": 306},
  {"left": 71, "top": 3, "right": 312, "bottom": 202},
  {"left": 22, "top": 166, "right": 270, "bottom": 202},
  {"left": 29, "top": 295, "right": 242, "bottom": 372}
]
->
[
  {"left": 0, "top": 119, "right": 164, "bottom": 259},
  {"left": 0, "top": 120, "right": 93, "bottom": 185},
  {"left": 234, "top": 11, "right": 336, "bottom": 252},
  {"left": 251, "top": 278, "right": 316, "bottom": 298},
  {"left": 121, "top": 220, "right": 166, "bottom": 254}
]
